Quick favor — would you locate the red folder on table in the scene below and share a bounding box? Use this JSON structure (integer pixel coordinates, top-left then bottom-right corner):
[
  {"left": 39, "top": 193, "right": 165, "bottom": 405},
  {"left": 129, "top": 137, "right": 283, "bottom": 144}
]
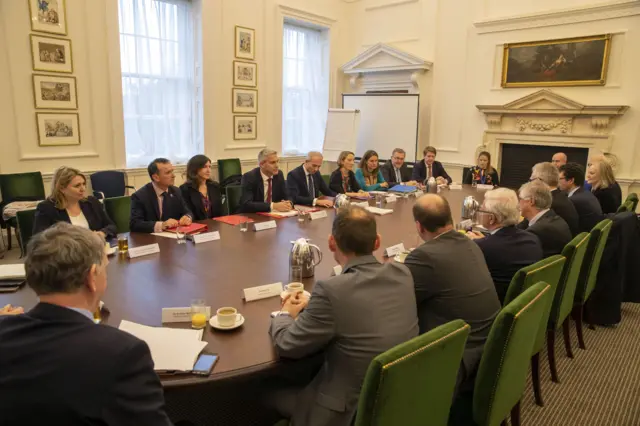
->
[
  {"left": 165, "top": 223, "right": 208, "bottom": 235},
  {"left": 213, "top": 215, "right": 254, "bottom": 226}
]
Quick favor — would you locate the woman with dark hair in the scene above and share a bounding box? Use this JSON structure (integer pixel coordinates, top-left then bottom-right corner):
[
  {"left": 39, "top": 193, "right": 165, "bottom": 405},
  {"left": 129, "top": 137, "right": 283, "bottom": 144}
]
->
[
  {"left": 329, "top": 151, "right": 364, "bottom": 195},
  {"left": 355, "top": 150, "right": 388, "bottom": 191},
  {"left": 464, "top": 151, "right": 500, "bottom": 186},
  {"left": 179, "top": 155, "right": 224, "bottom": 220}
]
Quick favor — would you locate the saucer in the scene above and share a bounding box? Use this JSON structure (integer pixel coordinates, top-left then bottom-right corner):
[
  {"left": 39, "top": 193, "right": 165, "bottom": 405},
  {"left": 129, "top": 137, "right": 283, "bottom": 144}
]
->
[
  {"left": 280, "top": 290, "right": 311, "bottom": 299},
  {"left": 209, "top": 314, "right": 245, "bottom": 330}
]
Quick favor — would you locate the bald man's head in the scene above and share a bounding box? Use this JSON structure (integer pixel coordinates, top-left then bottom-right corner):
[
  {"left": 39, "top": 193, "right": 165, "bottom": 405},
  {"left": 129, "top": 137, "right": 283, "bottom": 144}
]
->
[
  {"left": 413, "top": 194, "right": 453, "bottom": 233},
  {"left": 552, "top": 152, "right": 567, "bottom": 168}
]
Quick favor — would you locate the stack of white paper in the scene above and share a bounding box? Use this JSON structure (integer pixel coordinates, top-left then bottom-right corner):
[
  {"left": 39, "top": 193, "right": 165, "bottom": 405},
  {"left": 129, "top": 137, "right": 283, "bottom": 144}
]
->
[
  {"left": 366, "top": 206, "right": 394, "bottom": 216},
  {"left": 0, "top": 264, "right": 26, "bottom": 280},
  {"left": 269, "top": 210, "right": 298, "bottom": 218},
  {"left": 119, "top": 320, "right": 208, "bottom": 371},
  {"left": 352, "top": 201, "right": 370, "bottom": 208}
]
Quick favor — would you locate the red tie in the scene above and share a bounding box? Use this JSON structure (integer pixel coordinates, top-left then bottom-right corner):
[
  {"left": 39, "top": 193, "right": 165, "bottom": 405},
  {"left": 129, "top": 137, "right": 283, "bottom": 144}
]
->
[
  {"left": 428, "top": 165, "right": 432, "bottom": 179},
  {"left": 266, "top": 178, "right": 272, "bottom": 203}
]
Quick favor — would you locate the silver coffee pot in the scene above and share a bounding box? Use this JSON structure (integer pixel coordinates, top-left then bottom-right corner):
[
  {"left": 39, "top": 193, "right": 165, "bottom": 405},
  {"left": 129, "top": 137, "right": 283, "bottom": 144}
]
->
[
  {"left": 425, "top": 177, "right": 438, "bottom": 194},
  {"left": 334, "top": 194, "right": 351, "bottom": 209},
  {"left": 290, "top": 238, "right": 323, "bottom": 278},
  {"left": 461, "top": 196, "right": 480, "bottom": 220}
]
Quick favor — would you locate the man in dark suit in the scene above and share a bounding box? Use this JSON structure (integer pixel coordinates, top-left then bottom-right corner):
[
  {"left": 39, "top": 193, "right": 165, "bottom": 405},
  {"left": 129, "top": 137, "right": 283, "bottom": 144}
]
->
[
  {"left": 466, "top": 188, "right": 544, "bottom": 303},
  {"left": 130, "top": 158, "right": 192, "bottom": 233},
  {"left": 0, "top": 223, "right": 173, "bottom": 425},
  {"left": 530, "top": 162, "right": 579, "bottom": 236},
  {"left": 239, "top": 149, "right": 293, "bottom": 213},
  {"left": 270, "top": 206, "right": 418, "bottom": 426},
  {"left": 517, "top": 180, "right": 572, "bottom": 257},
  {"left": 411, "top": 146, "right": 452, "bottom": 184},
  {"left": 404, "top": 194, "right": 500, "bottom": 392},
  {"left": 559, "top": 162, "right": 603, "bottom": 233},
  {"left": 380, "top": 148, "right": 418, "bottom": 188},
  {"left": 286, "top": 152, "right": 336, "bottom": 207}
]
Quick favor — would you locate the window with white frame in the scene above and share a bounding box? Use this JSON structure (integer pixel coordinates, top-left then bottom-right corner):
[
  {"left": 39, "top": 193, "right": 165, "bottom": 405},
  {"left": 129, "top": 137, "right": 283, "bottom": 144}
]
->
[
  {"left": 118, "top": 0, "right": 202, "bottom": 168},
  {"left": 282, "top": 21, "right": 330, "bottom": 156}
]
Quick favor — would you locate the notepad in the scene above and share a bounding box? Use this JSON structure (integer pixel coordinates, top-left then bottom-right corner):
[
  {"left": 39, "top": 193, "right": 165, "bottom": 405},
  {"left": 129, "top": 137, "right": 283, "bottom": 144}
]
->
[
  {"left": 366, "top": 206, "right": 394, "bottom": 216},
  {"left": 257, "top": 211, "right": 298, "bottom": 218},
  {"left": 214, "top": 215, "right": 254, "bottom": 226},
  {"left": 0, "top": 264, "right": 26, "bottom": 280},
  {"left": 165, "top": 223, "right": 208, "bottom": 235}
]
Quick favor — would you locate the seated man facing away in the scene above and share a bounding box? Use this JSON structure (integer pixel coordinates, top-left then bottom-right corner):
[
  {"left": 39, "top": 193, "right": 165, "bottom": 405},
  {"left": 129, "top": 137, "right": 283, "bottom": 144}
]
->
[
  {"left": 380, "top": 148, "right": 417, "bottom": 188},
  {"left": 530, "top": 161, "right": 579, "bottom": 236},
  {"left": 130, "top": 158, "right": 192, "bottom": 233},
  {"left": 404, "top": 194, "right": 500, "bottom": 393},
  {"left": 286, "top": 151, "right": 336, "bottom": 207},
  {"left": 240, "top": 148, "right": 293, "bottom": 213},
  {"left": 0, "top": 223, "right": 173, "bottom": 425},
  {"left": 559, "top": 162, "right": 603, "bottom": 233},
  {"left": 466, "top": 188, "right": 544, "bottom": 303},
  {"left": 517, "top": 180, "right": 572, "bottom": 258},
  {"left": 269, "top": 206, "right": 418, "bottom": 426}
]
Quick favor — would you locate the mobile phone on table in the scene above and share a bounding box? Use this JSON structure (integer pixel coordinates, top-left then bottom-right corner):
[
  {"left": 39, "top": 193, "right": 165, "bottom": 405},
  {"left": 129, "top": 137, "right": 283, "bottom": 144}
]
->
[{"left": 192, "top": 353, "right": 219, "bottom": 376}]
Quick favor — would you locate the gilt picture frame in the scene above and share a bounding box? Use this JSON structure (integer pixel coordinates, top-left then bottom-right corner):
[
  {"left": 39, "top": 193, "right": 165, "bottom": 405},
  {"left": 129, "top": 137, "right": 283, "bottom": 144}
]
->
[
  {"left": 28, "top": 0, "right": 68, "bottom": 35},
  {"left": 234, "top": 115, "right": 257, "bottom": 140},
  {"left": 32, "top": 74, "right": 77, "bottom": 109},
  {"left": 235, "top": 26, "right": 255, "bottom": 60},
  {"left": 30, "top": 34, "right": 73, "bottom": 73},
  {"left": 232, "top": 88, "right": 258, "bottom": 114},
  {"left": 36, "top": 112, "right": 81, "bottom": 146},
  {"left": 233, "top": 60, "right": 257, "bottom": 87}
]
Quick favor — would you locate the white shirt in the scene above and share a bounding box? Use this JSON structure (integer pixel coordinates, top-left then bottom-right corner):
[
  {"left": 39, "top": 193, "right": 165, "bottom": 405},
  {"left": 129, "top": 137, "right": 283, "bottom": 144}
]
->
[
  {"left": 261, "top": 171, "right": 274, "bottom": 210},
  {"left": 303, "top": 167, "right": 318, "bottom": 206},
  {"left": 67, "top": 209, "right": 90, "bottom": 229},
  {"left": 568, "top": 187, "right": 579, "bottom": 197},
  {"left": 489, "top": 226, "right": 504, "bottom": 235},
  {"left": 528, "top": 209, "right": 550, "bottom": 227}
]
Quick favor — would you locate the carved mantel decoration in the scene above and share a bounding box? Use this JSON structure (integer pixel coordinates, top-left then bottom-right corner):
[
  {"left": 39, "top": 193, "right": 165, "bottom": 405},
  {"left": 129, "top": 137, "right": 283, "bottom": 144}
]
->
[
  {"left": 340, "top": 43, "right": 432, "bottom": 93},
  {"left": 475, "top": 90, "right": 628, "bottom": 166}
]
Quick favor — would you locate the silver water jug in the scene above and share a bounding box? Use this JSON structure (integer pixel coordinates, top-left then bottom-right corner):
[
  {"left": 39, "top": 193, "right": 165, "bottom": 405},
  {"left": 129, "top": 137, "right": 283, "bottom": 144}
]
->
[
  {"left": 290, "top": 238, "right": 323, "bottom": 278},
  {"left": 426, "top": 177, "right": 438, "bottom": 194},
  {"left": 334, "top": 194, "right": 351, "bottom": 209},
  {"left": 461, "top": 196, "right": 480, "bottom": 220}
]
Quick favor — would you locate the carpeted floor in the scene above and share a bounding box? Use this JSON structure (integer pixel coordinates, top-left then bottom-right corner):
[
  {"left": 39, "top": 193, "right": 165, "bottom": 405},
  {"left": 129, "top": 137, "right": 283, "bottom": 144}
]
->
[{"left": 521, "top": 303, "right": 640, "bottom": 426}]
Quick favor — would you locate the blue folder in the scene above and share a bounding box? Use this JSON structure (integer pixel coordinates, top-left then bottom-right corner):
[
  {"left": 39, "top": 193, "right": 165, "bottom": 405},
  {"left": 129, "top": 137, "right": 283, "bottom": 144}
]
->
[{"left": 389, "top": 185, "right": 418, "bottom": 193}]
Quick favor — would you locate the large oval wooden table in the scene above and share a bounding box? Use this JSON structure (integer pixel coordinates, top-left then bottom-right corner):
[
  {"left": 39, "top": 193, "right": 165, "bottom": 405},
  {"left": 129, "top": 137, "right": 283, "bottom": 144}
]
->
[{"left": 0, "top": 186, "right": 485, "bottom": 425}]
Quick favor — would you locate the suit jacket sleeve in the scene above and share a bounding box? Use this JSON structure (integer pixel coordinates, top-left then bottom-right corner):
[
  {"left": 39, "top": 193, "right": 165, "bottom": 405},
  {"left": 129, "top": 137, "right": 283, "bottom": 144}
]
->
[
  {"left": 380, "top": 164, "right": 393, "bottom": 184},
  {"left": 517, "top": 219, "right": 529, "bottom": 230},
  {"left": 404, "top": 250, "right": 434, "bottom": 305},
  {"left": 129, "top": 191, "right": 157, "bottom": 234},
  {"left": 240, "top": 172, "right": 270, "bottom": 213},
  {"left": 287, "top": 170, "right": 314, "bottom": 206},
  {"left": 180, "top": 185, "right": 197, "bottom": 219},
  {"left": 33, "top": 200, "right": 56, "bottom": 235},
  {"left": 438, "top": 162, "right": 452, "bottom": 184},
  {"left": 175, "top": 188, "right": 193, "bottom": 219},
  {"left": 104, "top": 339, "right": 173, "bottom": 426},
  {"left": 329, "top": 170, "right": 344, "bottom": 194},
  {"left": 317, "top": 171, "right": 337, "bottom": 197},
  {"left": 210, "top": 183, "right": 224, "bottom": 218},
  {"left": 411, "top": 162, "right": 424, "bottom": 181},
  {"left": 490, "top": 170, "right": 500, "bottom": 186},
  {"left": 89, "top": 197, "right": 117, "bottom": 238},
  {"left": 270, "top": 280, "right": 335, "bottom": 359}
]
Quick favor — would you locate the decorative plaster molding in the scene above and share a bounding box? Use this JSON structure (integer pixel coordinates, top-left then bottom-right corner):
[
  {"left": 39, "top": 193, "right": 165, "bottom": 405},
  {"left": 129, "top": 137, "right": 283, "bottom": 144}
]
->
[
  {"left": 224, "top": 143, "right": 267, "bottom": 151},
  {"left": 20, "top": 151, "right": 100, "bottom": 161},
  {"left": 365, "top": 0, "right": 419, "bottom": 12},
  {"left": 516, "top": 117, "right": 573, "bottom": 133},
  {"left": 278, "top": 4, "right": 337, "bottom": 25},
  {"left": 474, "top": 0, "right": 640, "bottom": 34}
]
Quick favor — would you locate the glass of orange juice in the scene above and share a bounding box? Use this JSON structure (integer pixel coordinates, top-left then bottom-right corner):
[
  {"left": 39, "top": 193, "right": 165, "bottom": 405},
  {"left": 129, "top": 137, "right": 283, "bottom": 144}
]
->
[{"left": 191, "top": 299, "right": 208, "bottom": 329}]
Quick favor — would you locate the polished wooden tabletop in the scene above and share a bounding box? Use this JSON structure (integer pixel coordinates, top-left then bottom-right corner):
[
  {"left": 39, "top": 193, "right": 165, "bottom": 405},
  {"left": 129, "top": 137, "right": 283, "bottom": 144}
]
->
[{"left": 0, "top": 186, "right": 486, "bottom": 387}]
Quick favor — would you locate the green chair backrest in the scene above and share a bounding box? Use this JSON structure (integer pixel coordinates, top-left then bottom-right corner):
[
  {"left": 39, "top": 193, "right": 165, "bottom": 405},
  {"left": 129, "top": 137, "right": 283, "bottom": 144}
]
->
[
  {"left": 16, "top": 209, "right": 37, "bottom": 253},
  {"left": 616, "top": 201, "right": 631, "bottom": 213},
  {"left": 503, "top": 255, "right": 565, "bottom": 355},
  {"left": 217, "top": 158, "right": 242, "bottom": 183},
  {"left": 549, "top": 233, "right": 590, "bottom": 330},
  {"left": 0, "top": 172, "right": 45, "bottom": 205},
  {"left": 626, "top": 192, "right": 638, "bottom": 212},
  {"left": 225, "top": 185, "right": 243, "bottom": 215},
  {"left": 355, "top": 320, "right": 470, "bottom": 426},
  {"left": 575, "top": 219, "right": 613, "bottom": 304},
  {"left": 474, "top": 282, "right": 552, "bottom": 426},
  {"left": 322, "top": 174, "right": 330, "bottom": 186},
  {"left": 103, "top": 196, "right": 131, "bottom": 234}
]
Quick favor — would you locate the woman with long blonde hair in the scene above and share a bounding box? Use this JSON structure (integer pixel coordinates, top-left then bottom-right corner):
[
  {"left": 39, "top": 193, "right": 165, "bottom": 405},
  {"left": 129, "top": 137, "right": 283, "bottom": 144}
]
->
[{"left": 586, "top": 160, "right": 622, "bottom": 214}]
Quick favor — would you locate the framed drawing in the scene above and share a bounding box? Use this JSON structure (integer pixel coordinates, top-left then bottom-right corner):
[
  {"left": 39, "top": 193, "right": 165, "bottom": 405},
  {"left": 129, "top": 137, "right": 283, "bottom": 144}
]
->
[
  {"left": 233, "top": 61, "right": 257, "bottom": 87},
  {"left": 232, "top": 88, "right": 258, "bottom": 114},
  {"left": 32, "top": 74, "right": 77, "bottom": 109},
  {"left": 36, "top": 112, "right": 80, "bottom": 146},
  {"left": 501, "top": 34, "right": 611, "bottom": 88},
  {"left": 234, "top": 116, "right": 257, "bottom": 140},
  {"left": 30, "top": 34, "right": 73, "bottom": 73},
  {"left": 28, "top": 0, "right": 67, "bottom": 35},
  {"left": 235, "top": 26, "right": 255, "bottom": 60}
]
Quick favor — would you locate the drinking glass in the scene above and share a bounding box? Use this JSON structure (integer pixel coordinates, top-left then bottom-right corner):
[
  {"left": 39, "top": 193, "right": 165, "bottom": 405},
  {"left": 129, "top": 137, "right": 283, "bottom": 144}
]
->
[
  {"left": 117, "top": 234, "right": 129, "bottom": 254},
  {"left": 240, "top": 218, "right": 249, "bottom": 232},
  {"left": 93, "top": 304, "right": 102, "bottom": 324},
  {"left": 191, "top": 299, "right": 208, "bottom": 329},
  {"left": 176, "top": 227, "right": 186, "bottom": 244},
  {"left": 297, "top": 208, "right": 306, "bottom": 223},
  {"left": 290, "top": 265, "right": 303, "bottom": 286}
]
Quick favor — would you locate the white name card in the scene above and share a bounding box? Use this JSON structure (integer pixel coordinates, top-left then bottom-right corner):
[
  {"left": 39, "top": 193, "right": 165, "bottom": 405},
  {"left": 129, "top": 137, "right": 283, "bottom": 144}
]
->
[
  {"left": 254, "top": 220, "right": 277, "bottom": 232},
  {"left": 310, "top": 210, "right": 328, "bottom": 220},
  {"left": 352, "top": 201, "right": 369, "bottom": 208},
  {"left": 385, "top": 195, "right": 397, "bottom": 203},
  {"left": 476, "top": 184, "right": 494, "bottom": 191},
  {"left": 161, "top": 306, "right": 211, "bottom": 323},
  {"left": 193, "top": 231, "right": 220, "bottom": 244},
  {"left": 450, "top": 184, "right": 463, "bottom": 190},
  {"left": 128, "top": 243, "right": 160, "bottom": 259},
  {"left": 244, "top": 282, "right": 284, "bottom": 302},
  {"left": 333, "top": 265, "right": 343, "bottom": 276},
  {"left": 385, "top": 243, "right": 406, "bottom": 257}
]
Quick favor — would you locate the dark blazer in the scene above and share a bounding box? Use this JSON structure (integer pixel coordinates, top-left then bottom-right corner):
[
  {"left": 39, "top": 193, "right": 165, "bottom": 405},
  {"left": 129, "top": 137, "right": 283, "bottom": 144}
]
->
[
  {"left": 569, "top": 187, "right": 603, "bottom": 233},
  {"left": 329, "top": 169, "right": 360, "bottom": 194},
  {"left": 474, "top": 226, "right": 544, "bottom": 303},
  {"left": 33, "top": 196, "right": 117, "bottom": 239},
  {"left": 551, "top": 188, "right": 580, "bottom": 237},
  {"left": 380, "top": 162, "right": 413, "bottom": 187},
  {"left": 517, "top": 210, "right": 572, "bottom": 258},
  {"left": 0, "top": 303, "right": 172, "bottom": 425},
  {"left": 130, "top": 182, "right": 192, "bottom": 233},
  {"left": 411, "top": 160, "right": 452, "bottom": 184},
  {"left": 179, "top": 181, "right": 224, "bottom": 220},
  {"left": 592, "top": 182, "right": 622, "bottom": 214},
  {"left": 404, "top": 231, "right": 500, "bottom": 385},
  {"left": 239, "top": 167, "right": 291, "bottom": 213},
  {"left": 286, "top": 165, "right": 337, "bottom": 206},
  {"left": 463, "top": 166, "right": 500, "bottom": 186}
]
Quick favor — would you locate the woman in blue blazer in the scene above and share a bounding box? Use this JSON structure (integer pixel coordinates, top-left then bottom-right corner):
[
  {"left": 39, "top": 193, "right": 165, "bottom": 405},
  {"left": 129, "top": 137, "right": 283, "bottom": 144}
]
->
[{"left": 355, "top": 150, "right": 389, "bottom": 191}]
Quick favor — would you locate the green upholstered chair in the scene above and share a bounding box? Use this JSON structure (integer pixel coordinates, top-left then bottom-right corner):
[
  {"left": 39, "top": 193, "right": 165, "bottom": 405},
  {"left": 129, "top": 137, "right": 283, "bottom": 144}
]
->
[
  {"left": 573, "top": 218, "right": 613, "bottom": 350},
  {"left": 616, "top": 200, "right": 632, "bottom": 213},
  {"left": 225, "top": 185, "right": 243, "bottom": 215},
  {"left": 103, "top": 196, "right": 131, "bottom": 234},
  {"left": 473, "top": 282, "right": 553, "bottom": 426},
  {"left": 503, "top": 255, "right": 565, "bottom": 407},
  {"left": 0, "top": 172, "right": 45, "bottom": 250},
  {"left": 217, "top": 158, "right": 242, "bottom": 183},
  {"left": 322, "top": 174, "right": 330, "bottom": 186},
  {"left": 354, "top": 320, "right": 470, "bottom": 426},
  {"left": 15, "top": 209, "right": 37, "bottom": 258},
  {"left": 625, "top": 192, "right": 638, "bottom": 212}
]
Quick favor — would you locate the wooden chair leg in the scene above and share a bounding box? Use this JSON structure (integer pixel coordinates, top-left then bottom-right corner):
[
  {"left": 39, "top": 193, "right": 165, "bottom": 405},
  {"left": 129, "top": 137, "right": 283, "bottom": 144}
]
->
[
  {"left": 547, "top": 329, "right": 559, "bottom": 383},
  {"left": 562, "top": 318, "right": 574, "bottom": 359},
  {"left": 511, "top": 400, "right": 521, "bottom": 426},
  {"left": 572, "top": 305, "right": 587, "bottom": 350},
  {"left": 531, "top": 353, "right": 544, "bottom": 406}
]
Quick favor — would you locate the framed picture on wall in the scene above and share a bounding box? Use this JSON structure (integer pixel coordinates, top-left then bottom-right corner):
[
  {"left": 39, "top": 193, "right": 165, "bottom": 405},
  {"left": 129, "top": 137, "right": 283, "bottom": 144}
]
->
[
  {"left": 233, "top": 61, "right": 257, "bottom": 87},
  {"left": 32, "top": 74, "right": 77, "bottom": 109},
  {"left": 36, "top": 112, "right": 80, "bottom": 146},
  {"left": 234, "top": 115, "right": 257, "bottom": 140},
  {"left": 28, "top": 0, "right": 67, "bottom": 35},
  {"left": 232, "top": 88, "right": 258, "bottom": 114},
  {"left": 30, "top": 34, "right": 73, "bottom": 73},
  {"left": 501, "top": 34, "right": 611, "bottom": 88},
  {"left": 235, "top": 26, "right": 255, "bottom": 60}
]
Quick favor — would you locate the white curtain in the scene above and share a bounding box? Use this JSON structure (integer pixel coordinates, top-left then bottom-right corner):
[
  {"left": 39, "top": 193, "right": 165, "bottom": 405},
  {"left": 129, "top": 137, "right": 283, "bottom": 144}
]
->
[
  {"left": 282, "top": 23, "right": 329, "bottom": 156},
  {"left": 118, "top": 0, "right": 198, "bottom": 168}
]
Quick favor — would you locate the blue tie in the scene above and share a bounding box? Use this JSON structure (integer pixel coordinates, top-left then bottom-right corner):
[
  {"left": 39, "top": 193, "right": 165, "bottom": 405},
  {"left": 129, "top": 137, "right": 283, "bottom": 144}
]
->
[{"left": 307, "top": 174, "right": 315, "bottom": 198}]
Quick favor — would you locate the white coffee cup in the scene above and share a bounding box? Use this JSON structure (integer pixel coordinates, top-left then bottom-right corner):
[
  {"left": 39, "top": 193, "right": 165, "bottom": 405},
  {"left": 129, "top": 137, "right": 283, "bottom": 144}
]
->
[
  {"left": 216, "top": 306, "right": 239, "bottom": 327},
  {"left": 285, "top": 282, "right": 304, "bottom": 295}
]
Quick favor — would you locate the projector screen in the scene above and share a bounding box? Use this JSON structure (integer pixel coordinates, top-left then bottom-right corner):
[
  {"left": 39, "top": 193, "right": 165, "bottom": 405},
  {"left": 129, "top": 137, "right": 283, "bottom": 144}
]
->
[{"left": 342, "top": 94, "right": 419, "bottom": 162}]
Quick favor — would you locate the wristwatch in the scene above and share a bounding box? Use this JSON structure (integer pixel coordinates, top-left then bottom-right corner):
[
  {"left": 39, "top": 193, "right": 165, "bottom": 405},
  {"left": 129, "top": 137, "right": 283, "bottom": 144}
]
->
[{"left": 277, "top": 311, "right": 291, "bottom": 317}]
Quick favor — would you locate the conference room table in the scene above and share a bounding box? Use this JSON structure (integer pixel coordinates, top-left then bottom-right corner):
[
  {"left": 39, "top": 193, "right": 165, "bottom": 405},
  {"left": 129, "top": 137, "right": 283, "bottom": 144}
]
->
[{"left": 0, "top": 185, "right": 486, "bottom": 425}]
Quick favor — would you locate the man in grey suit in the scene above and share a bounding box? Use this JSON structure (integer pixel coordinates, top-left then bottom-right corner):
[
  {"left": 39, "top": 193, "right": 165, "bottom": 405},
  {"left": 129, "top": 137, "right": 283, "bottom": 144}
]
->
[
  {"left": 404, "top": 194, "right": 500, "bottom": 392},
  {"left": 269, "top": 206, "right": 419, "bottom": 426}
]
